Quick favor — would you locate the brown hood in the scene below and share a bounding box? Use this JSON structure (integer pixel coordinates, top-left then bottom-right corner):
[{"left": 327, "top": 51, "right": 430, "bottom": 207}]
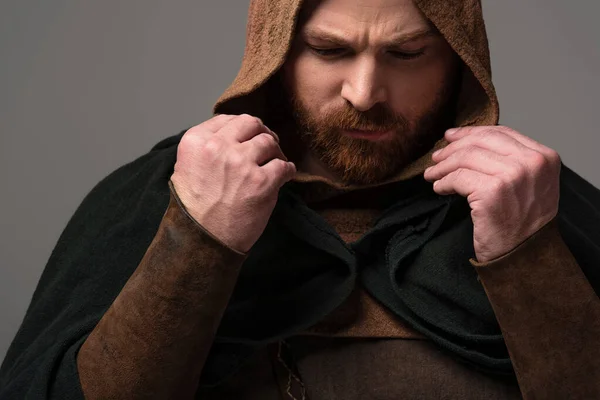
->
[{"left": 214, "top": 0, "right": 499, "bottom": 187}]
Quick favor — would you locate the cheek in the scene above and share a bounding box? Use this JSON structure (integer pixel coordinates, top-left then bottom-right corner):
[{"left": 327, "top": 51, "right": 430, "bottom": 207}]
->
[
  {"left": 284, "top": 52, "right": 341, "bottom": 112},
  {"left": 387, "top": 58, "right": 456, "bottom": 117}
]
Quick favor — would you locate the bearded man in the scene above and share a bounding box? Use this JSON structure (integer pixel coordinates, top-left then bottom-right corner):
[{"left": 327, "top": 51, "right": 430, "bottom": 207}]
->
[{"left": 1, "top": 0, "right": 599, "bottom": 399}]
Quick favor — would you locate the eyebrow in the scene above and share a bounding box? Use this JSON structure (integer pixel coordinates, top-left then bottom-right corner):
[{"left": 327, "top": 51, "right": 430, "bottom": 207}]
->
[{"left": 301, "top": 27, "right": 439, "bottom": 47}]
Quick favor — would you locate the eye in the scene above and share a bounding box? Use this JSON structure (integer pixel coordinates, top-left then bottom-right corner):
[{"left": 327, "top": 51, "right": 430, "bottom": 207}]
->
[
  {"left": 389, "top": 50, "right": 425, "bottom": 60},
  {"left": 307, "top": 45, "right": 347, "bottom": 57}
]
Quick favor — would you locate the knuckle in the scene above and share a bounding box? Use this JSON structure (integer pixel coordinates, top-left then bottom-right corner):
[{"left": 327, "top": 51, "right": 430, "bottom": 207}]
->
[
  {"left": 528, "top": 151, "right": 548, "bottom": 170},
  {"left": 202, "top": 137, "right": 224, "bottom": 157},
  {"left": 184, "top": 125, "right": 202, "bottom": 136},
  {"left": 502, "top": 163, "right": 523, "bottom": 182},
  {"left": 265, "top": 159, "right": 288, "bottom": 180},
  {"left": 181, "top": 125, "right": 202, "bottom": 141},
  {"left": 274, "top": 158, "right": 289, "bottom": 172},
  {"left": 547, "top": 150, "right": 561, "bottom": 165},
  {"left": 177, "top": 134, "right": 204, "bottom": 159},
  {"left": 184, "top": 122, "right": 214, "bottom": 142},
  {"left": 227, "top": 151, "right": 245, "bottom": 168},
  {"left": 257, "top": 132, "right": 275, "bottom": 147},
  {"left": 288, "top": 161, "right": 297, "bottom": 174},
  {"left": 239, "top": 114, "right": 263, "bottom": 129},
  {"left": 178, "top": 132, "right": 195, "bottom": 150}
]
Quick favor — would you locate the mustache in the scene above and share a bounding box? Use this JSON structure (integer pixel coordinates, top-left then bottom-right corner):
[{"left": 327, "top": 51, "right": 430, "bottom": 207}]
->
[{"left": 297, "top": 101, "right": 409, "bottom": 132}]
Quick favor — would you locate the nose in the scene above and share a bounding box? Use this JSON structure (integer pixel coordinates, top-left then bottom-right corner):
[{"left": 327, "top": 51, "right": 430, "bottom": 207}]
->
[{"left": 340, "top": 57, "right": 387, "bottom": 111}]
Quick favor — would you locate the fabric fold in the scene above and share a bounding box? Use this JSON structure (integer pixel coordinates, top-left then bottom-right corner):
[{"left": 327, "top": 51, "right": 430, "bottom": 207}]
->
[
  {"left": 202, "top": 178, "right": 513, "bottom": 385},
  {"left": 200, "top": 166, "right": 600, "bottom": 387}
]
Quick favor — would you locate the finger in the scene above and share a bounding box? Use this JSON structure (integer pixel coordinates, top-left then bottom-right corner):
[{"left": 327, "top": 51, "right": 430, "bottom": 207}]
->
[
  {"left": 242, "top": 133, "right": 288, "bottom": 165},
  {"left": 425, "top": 146, "right": 511, "bottom": 181},
  {"left": 444, "top": 126, "right": 476, "bottom": 141},
  {"left": 433, "top": 168, "right": 496, "bottom": 197},
  {"left": 218, "top": 114, "right": 279, "bottom": 143},
  {"left": 445, "top": 125, "right": 553, "bottom": 156},
  {"left": 433, "top": 128, "right": 530, "bottom": 162},
  {"left": 262, "top": 159, "right": 297, "bottom": 189},
  {"left": 490, "top": 126, "right": 559, "bottom": 160},
  {"left": 198, "top": 114, "right": 237, "bottom": 133}
]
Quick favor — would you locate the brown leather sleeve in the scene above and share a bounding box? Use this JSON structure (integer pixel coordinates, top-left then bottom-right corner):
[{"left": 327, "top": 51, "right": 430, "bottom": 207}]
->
[
  {"left": 471, "top": 218, "right": 600, "bottom": 399},
  {"left": 76, "top": 181, "right": 247, "bottom": 399}
]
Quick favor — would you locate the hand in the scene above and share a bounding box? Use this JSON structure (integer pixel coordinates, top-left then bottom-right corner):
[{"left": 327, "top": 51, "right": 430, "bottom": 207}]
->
[
  {"left": 170, "top": 114, "right": 297, "bottom": 253},
  {"left": 423, "top": 126, "right": 561, "bottom": 263}
]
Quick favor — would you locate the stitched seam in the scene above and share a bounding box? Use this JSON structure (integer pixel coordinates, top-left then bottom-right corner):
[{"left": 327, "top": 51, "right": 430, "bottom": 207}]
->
[{"left": 277, "top": 340, "right": 306, "bottom": 400}]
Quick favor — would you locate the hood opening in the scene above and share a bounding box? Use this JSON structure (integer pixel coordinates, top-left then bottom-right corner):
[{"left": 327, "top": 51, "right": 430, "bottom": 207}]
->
[{"left": 213, "top": 0, "right": 499, "bottom": 184}]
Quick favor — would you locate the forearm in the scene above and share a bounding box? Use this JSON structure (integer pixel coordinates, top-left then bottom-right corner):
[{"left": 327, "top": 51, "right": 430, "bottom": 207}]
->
[
  {"left": 77, "top": 182, "right": 246, "bottom": 399},
  {"left": 472, "top": 219, "right": 600, "bottom": 399}
]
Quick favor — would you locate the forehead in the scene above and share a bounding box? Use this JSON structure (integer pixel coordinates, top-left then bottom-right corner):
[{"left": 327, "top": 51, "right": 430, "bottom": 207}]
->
[{"left": 299, "top": 0, "right": 431, "bottom": 34}]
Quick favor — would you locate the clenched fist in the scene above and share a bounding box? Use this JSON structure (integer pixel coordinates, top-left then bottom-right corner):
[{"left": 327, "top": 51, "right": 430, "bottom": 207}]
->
[
  {"left": 424, "top": 125, "right": 561, "bottom": 263},
  {"left": 170, "top": 114, "right": 297, "bottom": 253}
]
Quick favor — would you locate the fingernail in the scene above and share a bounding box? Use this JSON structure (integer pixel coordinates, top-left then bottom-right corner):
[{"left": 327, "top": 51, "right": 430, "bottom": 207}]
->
[
  {"left": 432, "top": 149, "right": 441, "bottom": 158},
  {"left": 446, "top": 128, "right": 459, "bottom": 136}
]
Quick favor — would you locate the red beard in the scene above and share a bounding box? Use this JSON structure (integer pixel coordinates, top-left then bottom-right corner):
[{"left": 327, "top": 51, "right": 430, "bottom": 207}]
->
[{"left": 291, "top": 96, "right": 452, "bottom": 185}]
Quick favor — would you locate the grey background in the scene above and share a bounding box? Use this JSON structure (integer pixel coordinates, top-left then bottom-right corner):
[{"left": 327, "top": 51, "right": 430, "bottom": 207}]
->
[{"left": 1, "top": 0, "right": 598, "bottom": 363}]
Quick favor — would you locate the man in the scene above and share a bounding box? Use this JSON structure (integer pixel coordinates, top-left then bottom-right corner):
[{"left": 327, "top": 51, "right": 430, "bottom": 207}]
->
[{"left": 1, "top": 0, "right": 599, "bottom": 398}]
